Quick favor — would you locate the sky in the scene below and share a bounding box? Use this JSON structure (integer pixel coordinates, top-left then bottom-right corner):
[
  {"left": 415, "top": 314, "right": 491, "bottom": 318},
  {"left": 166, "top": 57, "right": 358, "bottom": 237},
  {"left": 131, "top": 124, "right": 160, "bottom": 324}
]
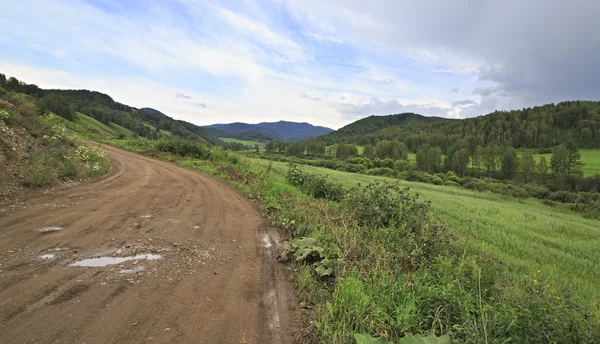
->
[{"left": 1, "top": 0, "right": 599, "bottom": 129}]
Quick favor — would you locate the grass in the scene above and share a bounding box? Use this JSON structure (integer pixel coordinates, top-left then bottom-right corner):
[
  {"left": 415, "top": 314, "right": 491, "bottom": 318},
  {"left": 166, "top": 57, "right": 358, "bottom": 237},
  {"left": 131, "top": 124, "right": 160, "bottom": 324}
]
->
[
  {"left": 54, "top": 112, "right": 134, "bottom": 139},
  {"left": 258, "top": 159, "right": 600, "bottom": 313},
  {"left": 91, "top": 137, "right": 600, "bottom": 341},
  {"left": 220, "top": 137, "right": 263, "bottom": 146}
]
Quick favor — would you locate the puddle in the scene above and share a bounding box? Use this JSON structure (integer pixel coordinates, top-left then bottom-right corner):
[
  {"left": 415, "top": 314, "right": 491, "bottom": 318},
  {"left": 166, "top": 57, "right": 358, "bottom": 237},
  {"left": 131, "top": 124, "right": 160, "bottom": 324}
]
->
[
  {"left": 193, "top": 225, "right": 200, "bottom": 229},
  {"left": 139, "top": 214, "right": 154, "bottom": 218},
  {"left": 70, "top": 254, "right": 162, "bottom": 267},
  {"left": 39, "top": 254, "right": 56, "bottom": 260},
  {"left": 39, "top": 226, "right": 63, "bottom": 232},
  {"left": 119, "top": 266, "right": 145, "bottom": 274},
  {"left": 261, "top": 235, "right": 272, "bottom": 248}
]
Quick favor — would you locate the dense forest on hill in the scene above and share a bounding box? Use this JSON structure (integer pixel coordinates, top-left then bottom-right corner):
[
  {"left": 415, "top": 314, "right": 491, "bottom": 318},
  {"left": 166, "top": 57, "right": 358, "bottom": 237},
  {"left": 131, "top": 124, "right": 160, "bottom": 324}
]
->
[
  {"left": 0, "top": 73, "right": 223, "bottom": 146},
  {"left": 313, "top": 113, "right": 451, "bottom": 145},
  {"left": 313, "top": 102, "right": 600, "bottom": 150}
]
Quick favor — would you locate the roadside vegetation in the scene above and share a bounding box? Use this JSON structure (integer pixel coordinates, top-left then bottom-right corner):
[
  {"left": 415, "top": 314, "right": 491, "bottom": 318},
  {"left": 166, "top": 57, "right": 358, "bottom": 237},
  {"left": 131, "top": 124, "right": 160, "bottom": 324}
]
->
[
  {"left": 0, "top": 88, "right": 109, "bottom": 191},
  {"left": 98, "top": 136, "right": 600, "bottom": 343}
]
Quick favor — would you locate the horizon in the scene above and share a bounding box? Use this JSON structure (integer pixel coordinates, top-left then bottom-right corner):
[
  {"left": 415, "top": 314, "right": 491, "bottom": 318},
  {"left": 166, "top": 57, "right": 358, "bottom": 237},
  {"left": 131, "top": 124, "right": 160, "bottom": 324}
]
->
[{"left": 1, "top": 0, "right": 599, "bottom": 130}]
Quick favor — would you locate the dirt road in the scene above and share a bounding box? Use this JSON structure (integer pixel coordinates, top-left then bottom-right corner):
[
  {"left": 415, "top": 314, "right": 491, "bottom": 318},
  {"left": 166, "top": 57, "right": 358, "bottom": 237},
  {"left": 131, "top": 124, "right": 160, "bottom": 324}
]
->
[{"left": 0, "top": 144, "right": 295, "bottom": 344}]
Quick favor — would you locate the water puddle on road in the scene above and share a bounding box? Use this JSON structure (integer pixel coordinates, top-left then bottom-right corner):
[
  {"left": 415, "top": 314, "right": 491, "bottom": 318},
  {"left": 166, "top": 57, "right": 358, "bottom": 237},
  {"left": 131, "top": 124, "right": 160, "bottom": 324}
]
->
[
  {"left": 39, "top": 254, "right": 56, "bottom": 260},
  {"left": 261, "top": 234, "right": 273, "bottom": 248},
  {"left": 39, "top": 226, "right": 63, "bottom": 232},
  {"left": 70, "top": 254, "right": 162, "bottom": 267},
  {"left": 119, "top": 266, "right": 145, "bottom": 274}
]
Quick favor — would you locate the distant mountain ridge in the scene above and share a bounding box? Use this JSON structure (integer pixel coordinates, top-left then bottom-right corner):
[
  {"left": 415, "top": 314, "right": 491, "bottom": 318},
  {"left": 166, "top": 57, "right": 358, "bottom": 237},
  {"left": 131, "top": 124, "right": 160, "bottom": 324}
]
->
[{"left": 204, "top": 121, "right": 333, "bottom": 142}]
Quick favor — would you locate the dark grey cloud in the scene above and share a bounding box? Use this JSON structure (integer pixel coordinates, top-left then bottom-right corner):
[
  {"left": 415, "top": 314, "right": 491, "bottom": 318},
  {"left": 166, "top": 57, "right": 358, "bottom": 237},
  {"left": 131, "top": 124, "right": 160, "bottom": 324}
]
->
[
  {"left": 175, "top": 93, "right": 191, "bottom": 99},
  {"left": 451, "top": 88, "right": 460, "bottom": 93},
  {"left": 336, "top": 97, "right": 451, "bottom": 120},
  {"left": 303, "top": 0, "right": 600, "bottom": 117},
  {"left": 197, "top": 103, "right": 207, "bottom": 108},
  {"left": 452, "top": 99, "right": 476, "bottom": 107}
]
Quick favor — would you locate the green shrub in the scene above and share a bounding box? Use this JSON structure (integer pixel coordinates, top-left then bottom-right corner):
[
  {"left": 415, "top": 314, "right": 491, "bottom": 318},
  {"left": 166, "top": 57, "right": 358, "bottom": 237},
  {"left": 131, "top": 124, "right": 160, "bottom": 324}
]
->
[
  {"left": 345, "top": 181, "right": 429, "bottom": 229},
  {"left": 0, "top": 109, "right": 16, "bottom": 124},
  {"left": 22, "top": 153, "right": 54, "bottom": 187},
  {"left": 155, "top": 139, "right": 210, "bottom": 158},
  {"left": 286, "top": 164, "right": 345, "bottom": 201}
]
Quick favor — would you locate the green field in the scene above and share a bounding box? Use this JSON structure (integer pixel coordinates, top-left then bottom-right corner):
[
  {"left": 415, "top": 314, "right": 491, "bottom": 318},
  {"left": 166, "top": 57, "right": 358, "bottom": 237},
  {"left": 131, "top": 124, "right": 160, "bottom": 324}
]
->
[
  {"left": 524, "top": 149, "right": 600, "bottom": 176},
  {"left": 258, "top": 159, "right": 600, "bottom": 311},
  {"left": 220, "top": 137, "right": 263, "bottom": 146}
]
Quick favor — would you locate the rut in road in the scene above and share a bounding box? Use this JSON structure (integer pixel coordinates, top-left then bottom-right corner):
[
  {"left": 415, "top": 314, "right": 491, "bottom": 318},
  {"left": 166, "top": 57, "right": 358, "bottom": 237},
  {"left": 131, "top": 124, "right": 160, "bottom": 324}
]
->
[{"left": 0, "top": 144, "right": 296, "bottom": 344}]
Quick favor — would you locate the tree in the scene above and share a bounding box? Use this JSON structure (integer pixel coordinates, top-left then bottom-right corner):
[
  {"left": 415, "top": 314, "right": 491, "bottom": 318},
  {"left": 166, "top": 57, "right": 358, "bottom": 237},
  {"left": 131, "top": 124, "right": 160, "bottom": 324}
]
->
[
  {"left": 39, "top": 93, "right": 76, "bottom": 121},
  {"left": 501, "top": 148, "right": 519, "bottom": 180},
  {"left": 336, "top": 144, "right": 358, "bottom": 159},
  {"left": 482, "top": 146, "right": 497, "bottom": 174},
  {"left": 472, "top": 145, "right": 483, "bottom": 172},
  {"left": 581, "top": 128, "right": 593, "bottom": 148},
  {"left": 363, "top": 144, "right": 375, "bottom": 158},
  {"left": 550, "top": 144, "right": 569, "bottom": 176},
  {"left": 416, "top": 144, "right": 443, "bottom": 174},
  {"left": 306, "top": 142, "right": 326, "bottom": 156},
  {"left": 537, "top": 156, "right": 548, "bottom": 182},
  {"left": 453, "top": 148, "right": 470, "bottom": 177},
  {"left": 287, "top": 142, "right": 305, "bottom": 157},
  {"left": 254, "top": 144, "right": 260, "bottom": 153},
  {"left": 521, "top": 151, "right": 536, "bottom": 183},
  {"left": 566, "top": 142, "right": 584, "bottom": 176},
  {"left": 265, "top": 141, "right": 276, "bottom": 153},
  {"left": 375, "top": 140, "right": 408, "bottom": 160}
]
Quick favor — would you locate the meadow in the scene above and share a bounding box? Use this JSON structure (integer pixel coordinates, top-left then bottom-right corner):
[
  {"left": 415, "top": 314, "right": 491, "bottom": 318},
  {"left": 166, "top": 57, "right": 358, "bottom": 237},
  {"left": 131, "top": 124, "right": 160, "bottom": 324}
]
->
[
  {"left": 220, "top": 137, "right": 263, "bottom": 146},
  {"left": 258, "top": 159, "right": 600, "bottom": 312}
]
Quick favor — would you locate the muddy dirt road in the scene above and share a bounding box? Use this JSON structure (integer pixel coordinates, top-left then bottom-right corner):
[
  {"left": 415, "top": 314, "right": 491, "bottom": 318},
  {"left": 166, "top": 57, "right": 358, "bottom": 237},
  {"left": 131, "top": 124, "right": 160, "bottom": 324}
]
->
[{"left": 0, "top": 144, "right": 294, "bottom": 344}]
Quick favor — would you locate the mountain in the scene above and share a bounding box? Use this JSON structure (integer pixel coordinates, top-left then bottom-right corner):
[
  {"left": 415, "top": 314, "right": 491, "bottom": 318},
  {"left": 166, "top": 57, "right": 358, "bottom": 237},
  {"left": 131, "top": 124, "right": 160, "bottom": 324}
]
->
[
  {"left": 204, "top": 121, "right": 333, "bottom": 142},
  {"left": 309, "top": 101, "right": 600, "bottom": 151},
  {"left": 311, "top": 113, "right": 451, "bottom": 145},
  {"left": 0, "top": 72, "right": 224, "bottom": 146}
]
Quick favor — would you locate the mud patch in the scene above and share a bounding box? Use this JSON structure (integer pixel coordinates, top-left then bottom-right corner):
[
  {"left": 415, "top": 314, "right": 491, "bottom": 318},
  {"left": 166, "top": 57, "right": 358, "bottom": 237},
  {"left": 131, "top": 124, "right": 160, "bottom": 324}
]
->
[
  {"left": 70, "top": 254, "right": 162, "bottom": 267},
  {"left": 39, "top": 226, "right": 63, "bottom": 233},
  {"left": 49, "top": 284, "right": 90, "bottom": 306}
]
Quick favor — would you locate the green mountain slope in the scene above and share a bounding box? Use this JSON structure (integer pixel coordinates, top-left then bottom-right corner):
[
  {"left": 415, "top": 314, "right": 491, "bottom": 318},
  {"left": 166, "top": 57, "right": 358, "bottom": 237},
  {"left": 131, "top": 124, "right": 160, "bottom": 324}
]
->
[
  {"left": 0, "top": 73, "right": 224, "bottom": 146},
  {"left": 312, "top": 113, "right": 450, "bottom": 145}
]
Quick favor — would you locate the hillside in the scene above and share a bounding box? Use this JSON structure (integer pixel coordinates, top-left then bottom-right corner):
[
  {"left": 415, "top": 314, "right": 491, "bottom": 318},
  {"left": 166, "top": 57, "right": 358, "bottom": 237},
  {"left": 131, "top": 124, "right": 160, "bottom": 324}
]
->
[
  {"left": 204, "top": 120, "right": 333, "bottom": 142},
  {"left": 312, "top": 113, "right": 451, "bottom": 145},
  {"left": 312, "top": 101, "right": 600, "bottom": 151},
  {"left": 0, "top": 73, "right": 224, "bottom": 146}
]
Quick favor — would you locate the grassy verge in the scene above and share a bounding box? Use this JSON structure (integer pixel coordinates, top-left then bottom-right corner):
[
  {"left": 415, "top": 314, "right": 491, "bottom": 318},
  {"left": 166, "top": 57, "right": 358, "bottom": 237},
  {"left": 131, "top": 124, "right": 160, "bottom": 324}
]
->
[{"left": 98, "top": 137, "right": 600, "bottom": 343}]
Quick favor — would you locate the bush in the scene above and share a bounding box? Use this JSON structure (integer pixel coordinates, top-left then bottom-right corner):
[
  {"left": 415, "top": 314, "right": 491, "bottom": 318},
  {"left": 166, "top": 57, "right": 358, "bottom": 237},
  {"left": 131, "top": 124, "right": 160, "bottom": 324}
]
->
[
  {"left": 365, "top": 167, "right": 397, "bottom": 177},
  {"left": 345, "top": 181, "right": 429, "bottom": 229},
  {"left": 0, "top": 109, "right": 16, "bottom": 124},
  {"left": 286, "top": 164, "right": 345, "bottom": 202},
  {"left": 155, "top": 139, "right": 210, "bottom": 159},
  {"left": 443, "top": 180, "right": 460, "bottom": 187},
  {"left": 22, "top": 153, "right": 54, "bottom": 187}
]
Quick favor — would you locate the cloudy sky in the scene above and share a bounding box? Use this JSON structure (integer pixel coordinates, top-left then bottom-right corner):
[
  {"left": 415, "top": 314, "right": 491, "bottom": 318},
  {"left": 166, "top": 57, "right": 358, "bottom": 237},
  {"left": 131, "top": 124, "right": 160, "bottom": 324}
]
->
[{"left": 1, "top": 0, "right": 598, "bottom": 129}]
